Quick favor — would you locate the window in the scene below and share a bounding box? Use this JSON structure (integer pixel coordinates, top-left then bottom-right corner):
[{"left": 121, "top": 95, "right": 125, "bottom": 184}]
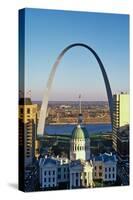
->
[
  {"left": 58, "top": 168, "right": 61, "bottom": 172},
  {"left": 76, "top": 173, "right": 78, "bottom": 177},
  {"left": 99, "top": 166, "right": 102, "bottom": 170},
  {"left": 49, "top": 171, "right": 51, "bottom": 175},
  {"left": 112, "top": 174, "right": 115, "bottom": 178},
  {"left": 99, "top": 172, "right": 102, "bottom": 177},
  {"left": 58, "top": 174, "right": 61, "bottom": 179},
  {"left": 105, "top": 174, "right": 107, "bottom": 179},
  {"left": 95, "top": 166, "right": 97, "bottom": 170},
  {"left": 76, "top": 179, "right": 79, "bottom": 187},
  {"left": 112, "top": 167, "right": 115, "bottom": 172},
  {"left": 27, "top": 108, "right": 30, "bottom": 114},
  {"left": 109, "top": 168, "right": 111, "bottom": 172},
  {"left": 85, "top": 179, "right": 87, "bottom": 185},
  {"left": 109, "top": 174, "right": 111, "bottom": 179},
  {"left": 20, "top": 108, "right": 23, "bottom": 114},
  {"left": 44, "top": 178, "right": 46, "bottom": 182},
  {"left": 105, "top": 168, "right": 107, "bottom": 172},
  {"left": 53, "top": 178, "right": 55, "bottom": 182},
  {"left": 64, "top": 174, "right": 66, "bottom": 179},
  {"left": 53, "top": 171, "right": 55, "bottom": 175},
  {"left": 44, "top": 171, "right": 47, "bottom": 176},
  {"left": 95, "top": 172, "right": 97, "bottom": 176},
  {"left": 49, "top": 178, "right": 51, "bottom": 182},
  {"left": 64, "top": 168, "right": 66, "bottom": 172}
]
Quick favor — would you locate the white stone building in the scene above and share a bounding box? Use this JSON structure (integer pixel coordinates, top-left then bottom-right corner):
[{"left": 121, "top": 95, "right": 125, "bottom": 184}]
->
[
  {"left": 70, "top": 124, "right": 90, "bottom": 161},
  {"left": 39, "top": 99, "right": 117, "bottom": 190},
  {"left": 39, "top": 156, "right": 93, "bottom": 189},
  {"left": 69, "top": 159, "right": 93, "bottom": 188},
  {"left": 39, "top": 157, "right": 59, "bottom": 189},
  {"left": 93, "top": 153, "right": 117, "bottom": 182},
  {"left": 39, "top": 157, "right": 70, "bottom": 189}
]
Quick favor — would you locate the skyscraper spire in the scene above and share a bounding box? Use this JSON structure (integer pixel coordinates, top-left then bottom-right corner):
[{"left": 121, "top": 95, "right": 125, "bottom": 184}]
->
[
  {"left": 78, "top": 94, "right": 83, "bottom": 125},
  {"left": 79, "top": 94, "right": 81, "bottom": 114}
]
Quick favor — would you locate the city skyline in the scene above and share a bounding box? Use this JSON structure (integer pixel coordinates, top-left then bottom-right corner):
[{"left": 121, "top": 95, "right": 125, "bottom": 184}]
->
[
  {"left": 24, "top": 8, "right": 129, "bottom": 101},
  {"left": 19, "top": 9, "right": 130, "bottom": 192}
]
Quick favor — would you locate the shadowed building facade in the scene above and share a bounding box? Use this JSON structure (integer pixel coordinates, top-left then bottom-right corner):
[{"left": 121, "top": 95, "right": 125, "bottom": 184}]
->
[{"left": 112, "top": 93, "right": 129, "bottom": 152}]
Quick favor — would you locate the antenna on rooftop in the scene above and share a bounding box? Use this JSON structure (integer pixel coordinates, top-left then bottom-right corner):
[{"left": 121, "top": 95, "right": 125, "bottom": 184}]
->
[
  {"left": 79, "top": 94, "right": 81, "bottom": 114},
  {"left": 78, "top": 94, "right": 83, "bottom": 125}
]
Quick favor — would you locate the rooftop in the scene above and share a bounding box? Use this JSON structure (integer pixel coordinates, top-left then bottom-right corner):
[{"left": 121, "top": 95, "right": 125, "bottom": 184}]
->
[
  {"left": 93, "top": 153, "right": 117, "bottom": 163},
  {"left": 72, "top": 124, "right": 89, "bottom": 140},
  {"left": 19, "top": 98, "right": 32, "bottom": 105},
  {"left": 70, "top": 159, "right": 92, "bottom": 168}
]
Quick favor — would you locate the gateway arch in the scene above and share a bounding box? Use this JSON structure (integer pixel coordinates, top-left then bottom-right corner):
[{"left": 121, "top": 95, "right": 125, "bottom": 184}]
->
[{"left": 37, "top": 43, "right": 113, "bottom": 136}]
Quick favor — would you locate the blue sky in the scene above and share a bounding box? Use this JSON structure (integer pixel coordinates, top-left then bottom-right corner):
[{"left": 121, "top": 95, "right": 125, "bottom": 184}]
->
[{"left": 24, "top": 8, "right": 129, "bottom": 101}]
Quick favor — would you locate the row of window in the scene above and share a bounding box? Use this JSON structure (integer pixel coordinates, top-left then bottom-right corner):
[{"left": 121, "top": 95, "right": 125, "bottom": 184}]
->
[
  {"left": 73, "top": 146, "right": 89, "bottom": 151},
  {"left": 94, "top": 173, "right": 115, "bottom": 179},
  {"left": 94, "top": 166, "right": 115, "bottom": 172},
  {"left": 94, "top": 166, "right": 102, "bottom": 170},
  {"left": 43, "top": 184, "right": 56, "bottom": 188},
  {"left": 20, "top": 108, "right": 31, "bottom": 114},
  {"left": 105, "top": 167, "right": 115, "bottom": 172},
  {"left": 44, "top": 170, "right": 55, "bottom": 176},
  {"left": 43, "top": 170, "right": 69, "bottom": 179},
  {"left": 58, "top": 174, "right": 69, "bottom": 179},
  {"left": 94, "top": 172, "right": 102, "bottom": 177},
  {"left": 58, "top": 167, "right": 69, "bottom": 172},
  {"left": 105, "top": 173, "right": 115, "bottom": 179},
  {"left": 71, "top": 172, "right": 89, "bottom": 178},
  {"left": 73, "top": 146, "right": 85, "bottom": 151},
  {"left": 72, "top": 178, "right": 89, "bottom": 187},
  {"left": 44, "top": 177, "right": 55, "bottom": 183}
]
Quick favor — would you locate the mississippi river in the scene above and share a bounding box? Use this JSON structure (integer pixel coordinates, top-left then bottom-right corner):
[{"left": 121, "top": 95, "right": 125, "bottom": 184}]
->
[{"left": 45, "top": 123, "right": 112, "bottom": 136}]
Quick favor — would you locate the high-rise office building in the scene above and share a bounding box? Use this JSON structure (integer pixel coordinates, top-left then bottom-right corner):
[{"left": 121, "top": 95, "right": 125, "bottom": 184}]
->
[
  {"left": 112, "top": 93, "right": 129, "bottom": 152},
  {"left": 19, "top": 98, "right": 38, "bottom": 167},
  {"left": 117, "top": 125, "right": 129, "bottom": 161}
]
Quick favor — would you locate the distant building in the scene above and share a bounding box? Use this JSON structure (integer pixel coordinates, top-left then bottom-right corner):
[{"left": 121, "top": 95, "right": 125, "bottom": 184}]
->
[
  {"left": 117, "top": 125, "right": 129, "bottom": 161},
  {"left": 19, "top": 98, "right": 38, "bottom": 167},
  {"left": 93, "top": 153, "right": 117, "bottom": 182},
  {"left": 112, "top": 93, "right": 129, "bottom": 152}
]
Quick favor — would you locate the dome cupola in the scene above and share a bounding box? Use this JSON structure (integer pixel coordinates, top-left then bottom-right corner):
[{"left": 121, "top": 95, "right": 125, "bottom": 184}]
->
[{"left": 72, "top": 124, "right": 89, "bottom": 140}]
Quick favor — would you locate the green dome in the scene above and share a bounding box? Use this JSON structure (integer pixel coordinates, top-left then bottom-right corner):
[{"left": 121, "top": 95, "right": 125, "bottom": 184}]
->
[{"left": 72, "top": 125, "right": 89, "bottom": 140}]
